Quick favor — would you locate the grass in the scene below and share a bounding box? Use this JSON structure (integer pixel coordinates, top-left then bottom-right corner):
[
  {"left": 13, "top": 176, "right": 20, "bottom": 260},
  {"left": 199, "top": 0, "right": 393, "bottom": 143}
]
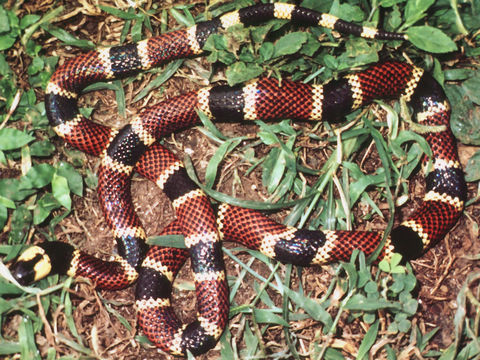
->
[{"left": 0, "top": 0, "right": 480, "bottom": 359}]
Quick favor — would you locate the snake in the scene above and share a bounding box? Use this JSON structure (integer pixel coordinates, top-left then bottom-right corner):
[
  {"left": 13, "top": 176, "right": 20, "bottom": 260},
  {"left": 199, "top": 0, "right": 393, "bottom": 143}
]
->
[{"left": 10, "top": 2, "right": 466, "bottom": 356}]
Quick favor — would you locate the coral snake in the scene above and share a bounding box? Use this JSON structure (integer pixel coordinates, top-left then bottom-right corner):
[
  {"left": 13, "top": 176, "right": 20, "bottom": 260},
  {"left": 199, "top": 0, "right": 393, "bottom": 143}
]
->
[{"left": 10, "top": 2, "right": 467, "bottom": 356}]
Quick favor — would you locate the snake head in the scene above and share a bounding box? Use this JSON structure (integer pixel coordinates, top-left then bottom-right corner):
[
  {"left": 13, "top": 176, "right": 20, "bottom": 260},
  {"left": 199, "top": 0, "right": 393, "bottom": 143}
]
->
[
  {"left": 11, "top": 242, "right": 75, "bottom": 285},
  {"left": 11, "top": 245, "right": 52, "bottom": 285}
]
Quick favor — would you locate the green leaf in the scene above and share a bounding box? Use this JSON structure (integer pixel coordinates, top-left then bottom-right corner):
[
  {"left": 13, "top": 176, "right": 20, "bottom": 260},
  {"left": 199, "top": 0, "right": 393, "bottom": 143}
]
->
[
  {"left": 253, "top": 309, "right": 290, "bottom": 327},
  {"left": 406, "top": 26, "right": 457, "bottom": 53},
  {"left": 356, "top": 320, "right": 379, "bottom": 360},
  {"left": 197, "top": 109, "right": 227, "bottom": 141},
  {"left": 30, "top": 140, "right": 55, "bottom": 157},
  {"left": 0, "top": 33, "right": 16, "bottom": 51},
  {"left": 336, "top": 38, "right": 380, "bottom": 69},
  {"left": 170, "top": 7, "right": 194, "bottom": 27},
  {"left": 19, "top": 317, "right": 40, "bottom": 360},
  {"left": 203, "top": 33, "right": 229, "bottom": 52},
  {"left": 244, "top": 323, "right": 259, "bottom": 357},
  {"left": 0, "top": 204, "right": 7, "bottom": 230},
  {"left": 0, "top": 53, "right": 12, "bottom": 76},
  {"left": 390, "top": 253, "right": 404, "bottom": 267},
  {"left": 23, "top": 163, "right": 55, "bottom": 189},
  {"left": 0, "top": 128, "right": 35, "bottom": 150},
  {"left": 0, "top": 341, "right": 21, "bottom": 355},
  {"left": 27, "top": 56, "right": 44, "bottom": 76},
  {"left": 52, "top": 173, "right": 71, "bottom": 210},
  {"left": 133, "top": 59, "right": 183, "bottom": 102},
  {"left": 464, "top": 149, "right": 480, "bottom": 182},
  {"left": 113, "top": 79, "right": 126, "bottom": 117},
  {"left": 0, "top": 195, "right": 15, "bottom": 209},
  {"left": 34, "top": 193, "right": 61, "bottom": 225},
  {"left": 396, "top": 318, "right": 411, "bottom": 332},
  {"left": 444, "top": 69, "right": 475, "bottom": 81},
  {"left": 345, "top": 294, "right": 400, "bottom": 311},
  {"left": 284, "top": 288, "right": 333, "bottom": 327},
  {"left": 262, "top": 147, "right": 282, "bottom": 192},
  {"left": 0, "top": 179, "right": 36, "bottom": 202},
  {"left": 147, "top": 235, "right": 186, "bottom": 248},
  {"left": 462, "top": 75, "right": 480, "bottom": 105},
  {"left": 205, "top": 138, "right": 242, "bottom": 188},
  {"left": 1, "top": 151, "right": 13, "bottom": 170},
  {"left": 258, "top": 132, "right": 278, "bottom": 146},
  {"left": 84, "top": 169, "right": 98, "bottom": 189},
  {"left": 104, "top": 302, "right": 133, "bottom": 330},
  {"left": 20, "top": 14, "right": 41, "bottom": 29},
  {"left": 364, "top": 281, "right": 378, "bottom": 294},
  {"left": 402, "top": 298, "right": 418, "bottom": 315},
  {"left": 225, "top": 62, "right": 263, "bottom": 86},
  {"left": 337, "top": 3, "right": 365, "bottom": 22},
  {"left": 56, "top": 162, "right": 83, "bottom": 197},
  {"left": 447, "top": 84, "right": 480, "bottom": 145},
  {"left": 417, "top": 328, "right": 439, "bottom": 352},
  {"left": 219, "top": 329, "right": 235, "bottom": 360},
  {"left": 98, "top": 5, "right": 141, "bottom": 20},
  {"left": 404, "top": 0, "right": 435, "bottom": 27},
  {"left": 259, "top": 42, "right": 274, "bottom": 61},
  {"left": 9, "top": 205, "right": 32, "bottom": 243},
  {"left": 40, "top": 24, "right": 95, "bottom": 49},
  {"left": 0, "top": 7, "right": 11, "bottom": 33},
  {"left": 273, "top": 32, "right": 308, "bottom": 58},
  {"left": 21, "top": 7, "right": 63, "bottom": 47}
]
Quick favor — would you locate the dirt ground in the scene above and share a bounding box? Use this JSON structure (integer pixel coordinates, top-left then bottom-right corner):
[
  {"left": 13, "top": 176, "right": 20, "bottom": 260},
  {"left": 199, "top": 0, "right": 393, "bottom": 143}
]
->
[{"left": 3, "top": 0, "right": 480, "bottom": 359}]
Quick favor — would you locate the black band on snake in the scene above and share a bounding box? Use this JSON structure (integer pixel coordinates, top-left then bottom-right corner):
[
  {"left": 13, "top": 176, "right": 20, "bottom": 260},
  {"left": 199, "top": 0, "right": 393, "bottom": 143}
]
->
[{"left": 10, "top": 2, "right": 466, "bottom": 356}]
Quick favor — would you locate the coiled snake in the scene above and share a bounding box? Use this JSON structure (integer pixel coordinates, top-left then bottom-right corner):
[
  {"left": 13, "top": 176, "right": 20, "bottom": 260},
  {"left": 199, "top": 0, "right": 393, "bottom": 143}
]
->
[{"left": 11, "top": 2, "right": 466, "bottom": 356}]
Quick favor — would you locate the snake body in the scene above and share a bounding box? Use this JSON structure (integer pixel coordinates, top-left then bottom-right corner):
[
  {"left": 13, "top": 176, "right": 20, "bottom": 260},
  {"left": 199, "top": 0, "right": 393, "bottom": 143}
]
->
[{"left": 11, "top": 2, "right": 466, "bottom": 356}]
